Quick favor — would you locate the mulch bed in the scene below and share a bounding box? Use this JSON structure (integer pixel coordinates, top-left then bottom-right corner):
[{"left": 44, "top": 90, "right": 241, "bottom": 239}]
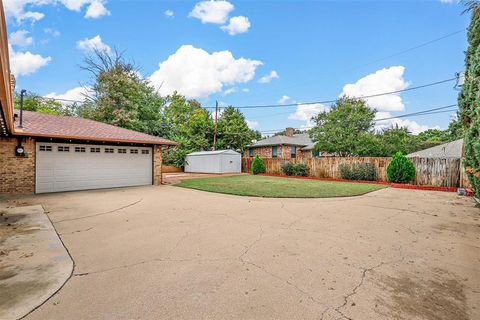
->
[{"left": 259, "top": 173, "right": 458, "bottom": 193}]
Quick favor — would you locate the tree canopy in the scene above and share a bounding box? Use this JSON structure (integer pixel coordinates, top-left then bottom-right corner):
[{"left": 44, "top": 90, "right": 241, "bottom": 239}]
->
[{"left": 458, "top": 2, "right": 480, "bottom": 197}]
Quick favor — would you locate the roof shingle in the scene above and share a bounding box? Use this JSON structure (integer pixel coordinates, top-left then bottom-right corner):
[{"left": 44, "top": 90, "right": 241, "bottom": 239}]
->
[{"left": 13, "top": 110, "right": 177, "bottom": 145}]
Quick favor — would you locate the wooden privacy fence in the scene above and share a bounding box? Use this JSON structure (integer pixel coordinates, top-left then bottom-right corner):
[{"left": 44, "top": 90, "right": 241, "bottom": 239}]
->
[{"left": 242, "top": 157, "right": 463, "bottom": 187}]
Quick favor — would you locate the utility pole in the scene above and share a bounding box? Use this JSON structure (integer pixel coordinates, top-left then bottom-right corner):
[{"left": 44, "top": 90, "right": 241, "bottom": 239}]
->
[{"left": 213, "top": 100, "right": 218, "bottom": 150}]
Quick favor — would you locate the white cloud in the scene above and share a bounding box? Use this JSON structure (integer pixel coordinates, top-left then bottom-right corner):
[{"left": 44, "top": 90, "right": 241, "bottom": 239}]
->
[
  {"left": 223, "top": 87, "right": 237, "bottom": 95},
  {"left": 3, "top": 0, "right": 110, "bottom": 23},
  {"left": 189, "top": 0, "right": 234, "bottom": 24},
  {"left": 439, "top": 0, "right": 457, "bottom": 3},
  {"left": 277, "top": 95, "right": 292, "bottom": 104},
  {"left": 164, "top": 9, "right": 174, "bottom": 17},
  {"left": 341, "top": 66, "right": 409, "bottom": 112},
  {"left": 374, "top": 112, "right": 439, "bottom": 135},
  {"left": 221, "top": 16, "right": 250, "bottom": 35},
  {"left": 9, "top": 30, "right": 33, "bottom": 47},
  {"left": 76, "top": 35, "right": 111, "bottom": 53},
  {"left": 241, "top": 88, "right": 249, "bottom": 93},
  {"left": 288, "top": 103, "right": 328, "bottom": 127},
  {"left": 149, "top": 45, "right": 262, "bottom": 99},
  {"left": 258, "top": 70, "right": 279, "bottom": 84},
  {"left": 44, "top": 28, "right": 61, "bottom": 37},
  {"left": 9, "top": 45, "right": 51, "bottom": 77},
  {"left": 3, "top": 0, "right": 47, "bottom": 22},
  {"left": 246, "top": 119, "right": 259, "bottom": 130},
  {"left": 45, "top": 86, "right": 92, "bottom": 102},
  {"left": 85, "top": 0, "right": 110, "bottom": 18}
]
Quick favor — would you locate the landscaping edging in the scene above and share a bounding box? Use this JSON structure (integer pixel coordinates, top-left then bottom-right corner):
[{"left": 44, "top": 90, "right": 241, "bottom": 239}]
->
[{"left": 259, "top": 173, "right": 458, "bottom": 192}]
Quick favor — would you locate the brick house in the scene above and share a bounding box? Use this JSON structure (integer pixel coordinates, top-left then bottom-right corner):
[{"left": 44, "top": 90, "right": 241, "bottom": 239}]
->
[
  {"left": 0, "top": 8, "right": 176, "bottom": 194},
  {"left": 244, "top": 127, "right": 321, "bottom": 160}
]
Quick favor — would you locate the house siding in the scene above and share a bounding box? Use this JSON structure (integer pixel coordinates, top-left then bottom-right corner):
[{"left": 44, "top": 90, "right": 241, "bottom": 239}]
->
[{"left": 0, "top": 137, "right": 36, "bottom": 194}]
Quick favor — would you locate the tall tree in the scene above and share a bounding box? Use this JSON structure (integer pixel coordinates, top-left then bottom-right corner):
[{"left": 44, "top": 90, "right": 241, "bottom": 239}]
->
[
  {"left": 216, "top": 106, "right": 257, "bottom": 151},
  {"left": 310, "top": 96, "right": 376, "bottom": 156},
  {"left": 80, "top": 49, "right": 166, "bottom": 136},
  {"left": 458, "top": 1, "right": 480, "bottom": 197}
]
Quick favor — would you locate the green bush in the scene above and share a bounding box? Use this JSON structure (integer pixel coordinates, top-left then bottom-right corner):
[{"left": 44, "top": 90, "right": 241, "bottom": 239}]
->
[
  {"left": 386, "top": 152, "right": 416, "bottom": 183},
  {"left": 251, "top": 155, "right": 266, "bottom": 175},
  {"left": 281, "top": 163, "right": 310, "bottom": 176},
  {"left": 339, "top": 163, "right": 377, "bottom": 181}
]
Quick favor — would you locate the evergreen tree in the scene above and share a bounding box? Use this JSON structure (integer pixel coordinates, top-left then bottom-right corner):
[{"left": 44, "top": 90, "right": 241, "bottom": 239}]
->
[{"left": 458, "top": 2, "right": 480, "bottom": 197}]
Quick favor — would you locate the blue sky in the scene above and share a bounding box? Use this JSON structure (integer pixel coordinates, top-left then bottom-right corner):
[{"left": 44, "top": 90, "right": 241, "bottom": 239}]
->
[{"left": 4, "top": 0, "right": 470, "bottom": 134}]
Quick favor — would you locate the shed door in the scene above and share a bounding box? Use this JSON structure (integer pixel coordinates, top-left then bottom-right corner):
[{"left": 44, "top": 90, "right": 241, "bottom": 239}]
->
[{"left": 36, "top": 143, "right": 152, "bottom": 193}]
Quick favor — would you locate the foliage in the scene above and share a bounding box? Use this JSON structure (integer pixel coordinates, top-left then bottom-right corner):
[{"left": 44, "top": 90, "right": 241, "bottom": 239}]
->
[
  {"left": 176, "top": 175, "right": 386, "bottom": 198},
  {"left": 310, "top": 96, "right": 376, "bottom": 156},
  {"left": 273, "top": 128, "right": 305, "bottom": 136},
  {"left": 216, "top": 106, "right": 257, "bottom": 152},
  {"left": 251, "top": 155, "right": 266, "bottom": 175},
  {"left": 79, "top": 49, "right": 167, "bottom": 137},
  {"left": 281, "top": 163, "right": 310, "bottom": 176},
  {"left": 386, "top": 152, "right": 416, "bottom": 183},
  {"left": 458, "top": 3, "right": 480, "bottom": 197},
  {"left": 339, "top": 163, "right": 377, "bottom": 181},
  {"left": 14, "top": 91, "right": 75, "bottom": 115}
]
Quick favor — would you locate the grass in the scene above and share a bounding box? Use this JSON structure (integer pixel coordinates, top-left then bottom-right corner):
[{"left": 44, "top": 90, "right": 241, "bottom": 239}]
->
[{"left": 175, "top": 175, "right": 386, "bottom": 198}]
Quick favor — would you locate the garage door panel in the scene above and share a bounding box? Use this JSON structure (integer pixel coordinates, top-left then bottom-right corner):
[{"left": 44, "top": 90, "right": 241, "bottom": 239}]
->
[{"left": 36, "top": 143, "right": 153, "bottom": 193}]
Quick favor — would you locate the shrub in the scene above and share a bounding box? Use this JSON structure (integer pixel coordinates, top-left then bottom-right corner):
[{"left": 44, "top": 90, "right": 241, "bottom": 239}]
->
[
  {"left": 251, "top": 155, "right": 266, "bottom": 175},
  {"left": 387, "top": 152, "right": 416, "bottom": 183},
  {"left": 281, "top": 163, "right": 310, "bottom": 176},
  {"left": 339, "top": 163, "right": 377, "bottom": 181}
]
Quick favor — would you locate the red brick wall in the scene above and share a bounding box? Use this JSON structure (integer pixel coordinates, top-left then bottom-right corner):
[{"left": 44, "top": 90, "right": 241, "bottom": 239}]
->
[
  {"left": 244, "top": 146, "right": 311, "bottom": 160},
  {"left": 0, "top": 137, "right": 35, "bottom": 194},
  {"left": 153, "top": 145, "right": 163, "bottom": 185}
]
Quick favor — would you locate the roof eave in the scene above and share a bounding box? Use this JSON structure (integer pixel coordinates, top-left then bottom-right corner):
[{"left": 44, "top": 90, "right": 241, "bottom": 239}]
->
[{"left": 12, "top": 131, "right": 178, "bottom": 146}]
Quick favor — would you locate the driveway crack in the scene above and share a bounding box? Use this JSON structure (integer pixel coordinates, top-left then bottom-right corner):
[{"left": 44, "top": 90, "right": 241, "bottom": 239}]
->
[{"left": 55, "top": 199, "right": 143, "bottom": 223}]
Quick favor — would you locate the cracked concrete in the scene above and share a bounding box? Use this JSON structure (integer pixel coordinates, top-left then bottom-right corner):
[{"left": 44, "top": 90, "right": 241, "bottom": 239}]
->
[{"left": 1, "top": 185, "right": 478, "bottom": 320}]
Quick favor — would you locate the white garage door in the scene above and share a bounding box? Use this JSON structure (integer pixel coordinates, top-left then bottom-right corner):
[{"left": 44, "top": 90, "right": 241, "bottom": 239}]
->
[{"left": 36, "top": 143, "right": 153, "bottom": 193}]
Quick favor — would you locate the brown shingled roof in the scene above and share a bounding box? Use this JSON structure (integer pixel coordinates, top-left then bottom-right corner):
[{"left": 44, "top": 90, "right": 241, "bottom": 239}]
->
[{"left": 13, "top": 110, "right": 177, "bottom": 146}]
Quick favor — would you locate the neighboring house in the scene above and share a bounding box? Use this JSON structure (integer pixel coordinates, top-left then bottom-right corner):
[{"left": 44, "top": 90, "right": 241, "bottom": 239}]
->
[
  {"left": 407, "top": 139, "right": 463, "bottom": 159},
  {"left": 0, "top": 10, "right": 176, "bottom": 194},
  {"left": 244, "top": 127, "right": 320, "bottom": 159}
]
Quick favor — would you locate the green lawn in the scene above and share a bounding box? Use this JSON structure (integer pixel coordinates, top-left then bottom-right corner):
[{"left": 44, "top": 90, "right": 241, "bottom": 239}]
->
[{"left": 175, "top": 175, "right": 386, "bottom": 198}]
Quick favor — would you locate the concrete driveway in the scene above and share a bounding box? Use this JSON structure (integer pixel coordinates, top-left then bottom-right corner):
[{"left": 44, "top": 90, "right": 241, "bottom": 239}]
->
[{"left": 8, "top": 186, "right": 480, "bottom": 320}]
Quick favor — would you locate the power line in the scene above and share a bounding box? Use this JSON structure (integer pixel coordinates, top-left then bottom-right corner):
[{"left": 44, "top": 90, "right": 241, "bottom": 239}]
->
[
  {"left": 228, "top": 77, "right": 457, "bottom": 109},
  {"left": 256, "top": 104, "right": 459, "bottom": 133}
]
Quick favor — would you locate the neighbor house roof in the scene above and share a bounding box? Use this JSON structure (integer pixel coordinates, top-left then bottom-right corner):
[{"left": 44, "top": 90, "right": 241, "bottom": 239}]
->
[
  {"left": 407, "top": 139, "right": 463, "bottom": 158},
  {"left": 187, "top": 150, "right": 240, "bottom": 156},
  {"left": 249, "top": 133, "right": 314, "bottom": 150},
  {"left": 13, "top": 110, "right": 177, "bottom": 145}
]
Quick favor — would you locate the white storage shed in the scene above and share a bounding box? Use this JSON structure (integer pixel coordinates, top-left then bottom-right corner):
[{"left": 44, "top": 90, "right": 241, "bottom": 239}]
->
[{"left": 185, "top": 150, "right": 242, "bottom": 174}]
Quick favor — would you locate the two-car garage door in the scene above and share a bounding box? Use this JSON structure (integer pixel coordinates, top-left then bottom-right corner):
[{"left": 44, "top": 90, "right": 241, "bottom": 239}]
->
[{"left": 36, "top": 143, "right": 153, "bottom": 193}]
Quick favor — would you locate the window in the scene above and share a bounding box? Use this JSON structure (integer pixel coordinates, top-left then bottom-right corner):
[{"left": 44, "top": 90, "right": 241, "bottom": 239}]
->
[
  {"left": 39, "top": 145, "right": 52, "bottom": 152},
  {"left": 291, "top": 146, "right": 296, "bottom": 158},
  {"left": 90, "top": 147, "right": 101, "bottom": 153},
  {"left": 249, "top": 148, "right": 254, "bottom": 157},
  {"left": 130, "top": 149, "right": 138, "bottom": 154},
  {"left": 118, "top": 149, "right": 127, "bottom": 154},
  {"left": 105, "top": 148, "right": 114, "bottom": 153},
  {"left": 75, "top": 147, "right": 86, "bottom": 153},
  {"left": 141, "top": 150, "right": 150, "bottom": 155},
  {"left": 272, "top": 146, "right": 278, "bottom": 158},
  {"left": 312, "top": 150, "right": 320, "bottom": 158},
  {"left": 58, "top": 146, "right": 70, "bottom": 152}
]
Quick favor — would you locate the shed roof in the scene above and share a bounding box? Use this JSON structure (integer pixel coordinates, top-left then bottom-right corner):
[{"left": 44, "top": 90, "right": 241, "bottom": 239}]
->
[
  {"left": 407, "top": 139, "right": 463, "bottom": 158},
  {"left": 13, "top": 110, "right": 177, "bottom": 145},
  {"left": 187, "top": 149, "right": 240, "bottom": 156}
]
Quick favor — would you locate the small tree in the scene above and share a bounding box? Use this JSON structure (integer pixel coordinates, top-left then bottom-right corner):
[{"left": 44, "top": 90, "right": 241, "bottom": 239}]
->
[
  {"left": 251, "top": 155, "right": 266, "bottom": 175},
  {"left": 387, "top": 152, "right": 416, "bottom": 183}
]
